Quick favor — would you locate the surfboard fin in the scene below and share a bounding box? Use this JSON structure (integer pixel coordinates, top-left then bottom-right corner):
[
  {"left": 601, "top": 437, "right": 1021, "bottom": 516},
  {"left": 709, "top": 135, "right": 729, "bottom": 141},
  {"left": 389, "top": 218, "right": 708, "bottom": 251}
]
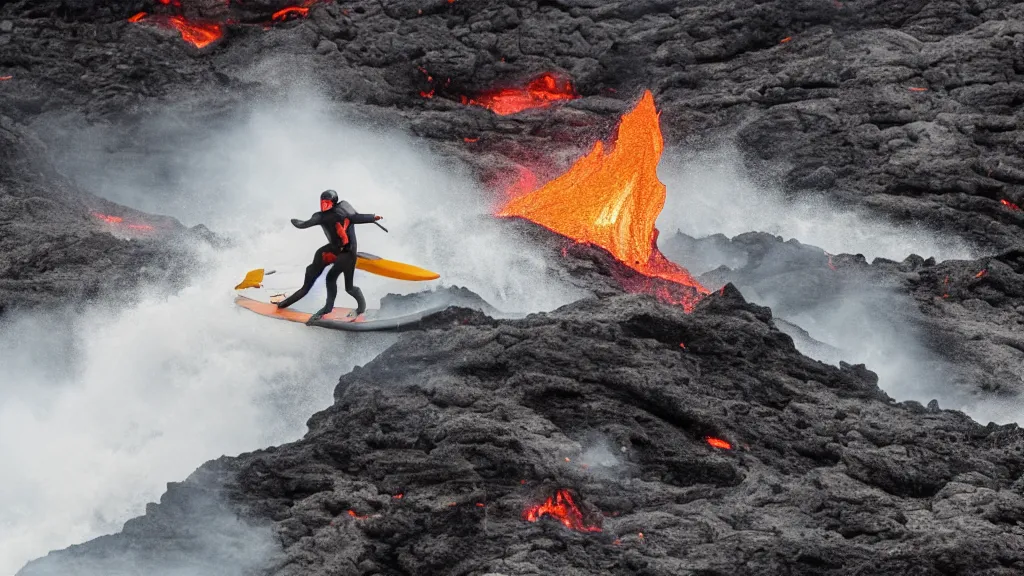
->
[{"left": 235, "top": 268, "right": 266, "bottom": 290}]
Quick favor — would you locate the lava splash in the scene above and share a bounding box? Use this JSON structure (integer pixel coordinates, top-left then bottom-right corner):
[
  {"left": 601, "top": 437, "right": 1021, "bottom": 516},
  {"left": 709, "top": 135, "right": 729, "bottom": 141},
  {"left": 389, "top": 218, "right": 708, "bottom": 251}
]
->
[
  {"left": 522, "top": 489, "right": 601, "bottom": 532},
  {"left": 496, "top": 90, "right": 709, "bottom": 310},
  {"left": 461, "top": 73, "right": 579, "bottom": 116}
]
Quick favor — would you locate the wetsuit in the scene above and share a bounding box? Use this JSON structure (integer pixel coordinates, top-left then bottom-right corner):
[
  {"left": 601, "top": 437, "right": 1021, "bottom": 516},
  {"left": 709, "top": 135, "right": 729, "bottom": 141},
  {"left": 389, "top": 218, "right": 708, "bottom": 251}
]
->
[{"left": 276, "top": 201, "right": 378, "bottom": 319}]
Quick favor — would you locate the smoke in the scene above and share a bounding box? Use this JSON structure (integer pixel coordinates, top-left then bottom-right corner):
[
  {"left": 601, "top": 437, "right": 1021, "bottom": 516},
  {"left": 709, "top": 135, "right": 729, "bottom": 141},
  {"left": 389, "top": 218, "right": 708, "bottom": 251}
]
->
[
  {"left": 4, "top": 87, "right": 583, "bottom": 573},
  {"left": 656, "top": 146, "right": 976, "bottom": 263},
  {"left": 653, "top": 146, "right": 1023, "bottom": 425},
  {"left": 37, "top": 90, "right": 585, "bottom": 314},
  {"left": 0, "top": 256, "right": 389, "bottom": 574},
  {"left": 16, "top": 485, "right": 280, "bottom": 576}
]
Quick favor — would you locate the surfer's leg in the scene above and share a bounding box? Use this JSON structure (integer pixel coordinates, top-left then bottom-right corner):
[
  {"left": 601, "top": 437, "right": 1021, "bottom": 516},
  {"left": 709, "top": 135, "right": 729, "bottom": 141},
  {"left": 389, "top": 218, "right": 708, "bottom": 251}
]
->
[
  {"left": 277, "top": 246, "right": 330, "bottom": 309},
  {"left": 341, "top": 252, "right": 366, "bottom": 315},
  {"left": 309, "top": 250, "right": 345, "bottom": 322},
  {"left": 319, "top": 259, "right": 343, "bottom": 315}
]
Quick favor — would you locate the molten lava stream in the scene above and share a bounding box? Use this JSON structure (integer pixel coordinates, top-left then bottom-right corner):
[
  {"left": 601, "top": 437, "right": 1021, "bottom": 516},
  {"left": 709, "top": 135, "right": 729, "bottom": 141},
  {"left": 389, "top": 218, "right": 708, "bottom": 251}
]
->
[
  {"left": 462, "top": 73, "right": 579, "bottom": 116},
  {"left": 496, "top": 90, "right": 709, "bottom": 311},
  {"left": 522, "top": 490, "right": 601, "bottom": 533}
]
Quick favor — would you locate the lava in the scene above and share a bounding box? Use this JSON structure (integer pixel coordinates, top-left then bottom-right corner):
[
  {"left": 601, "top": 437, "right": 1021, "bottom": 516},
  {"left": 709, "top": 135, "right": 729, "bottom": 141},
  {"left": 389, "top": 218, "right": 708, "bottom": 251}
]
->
[
  {"left": 128, "top": 13, "right": 223, "bottom": 48},
  {"left": 780, "top": 36, "right": 793, "bottom": 43},
  {"left": 92, "top": 212, "right": 155, "bottom": 231},
  {"left": 1001, "top": 199, "right": 1021, "bottom": 211},
  {"left": 0, "top": 76, "right": 12, "bottom": 81},
  {"left": 522, "top": 490, "right": 602, "bottom": 533},
  {"left": 501, "top": 165, "right": 539, "bottom": 201},
  {"left": 272, "top": 6, "right": 310, "bottom": 21},
  {"left": 496, "top": 90, "right": 709, "bottom": 311},
  {"left": 347, "top": 510, "right": 369, "bottom": 520},
  {"left": 976, "top": 269, "right": 988, "bottom": 278},
  {"left": 461, "top": 73, "right": 579, "bottom": 116},
  {"left": 167, "top": 16, "right": 223, "bottom": 48},
  {"left": 705, "top": 437, "right": 732, "bottom": 450},
  {"left": 909, "top": 87, "right": 929, "bottom": 92}
]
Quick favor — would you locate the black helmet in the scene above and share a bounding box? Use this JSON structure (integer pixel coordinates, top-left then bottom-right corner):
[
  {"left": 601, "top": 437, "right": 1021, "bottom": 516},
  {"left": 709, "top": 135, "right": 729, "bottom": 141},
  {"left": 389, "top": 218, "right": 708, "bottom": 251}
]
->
[{"left": 320, "top": 189, "right": 339, "bottom": 212}]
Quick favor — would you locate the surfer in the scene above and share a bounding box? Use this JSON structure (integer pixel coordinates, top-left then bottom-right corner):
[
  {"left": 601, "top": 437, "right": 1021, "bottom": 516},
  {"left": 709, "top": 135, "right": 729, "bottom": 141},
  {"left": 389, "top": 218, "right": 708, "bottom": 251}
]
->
[{"left": 275, "top": 189, "right": 382, "bottom": 323}]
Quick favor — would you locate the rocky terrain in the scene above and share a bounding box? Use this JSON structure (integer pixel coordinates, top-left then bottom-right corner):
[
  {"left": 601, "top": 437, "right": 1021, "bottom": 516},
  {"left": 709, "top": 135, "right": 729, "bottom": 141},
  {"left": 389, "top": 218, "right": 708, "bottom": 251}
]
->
[
  {"left": 0, "top": 114, "right": 216, "bottom": 314},
  {"left": 2, "top": 0, "right": 1024, "bottom": 574},
  {"left": 20, "top": 278, "right": 1024, "bottom": 575},
  {"left": 662, "top": 230, "right": 1024, "bottom": 398}
]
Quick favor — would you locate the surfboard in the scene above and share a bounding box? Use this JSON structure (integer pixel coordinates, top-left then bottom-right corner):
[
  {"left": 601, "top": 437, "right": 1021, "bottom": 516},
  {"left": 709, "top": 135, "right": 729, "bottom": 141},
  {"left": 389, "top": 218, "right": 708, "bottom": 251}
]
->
[
  {"left": 234, "top": 287, "right": 447, "bottom": 332},
  {"left": 355, "top": 252, "right": 440, "bottom": 281}
]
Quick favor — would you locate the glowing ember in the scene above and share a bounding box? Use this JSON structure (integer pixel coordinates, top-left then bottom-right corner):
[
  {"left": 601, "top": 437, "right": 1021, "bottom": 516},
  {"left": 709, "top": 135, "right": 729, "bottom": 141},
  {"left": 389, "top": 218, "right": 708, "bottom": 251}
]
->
[
  {"left": 522, "top": 489, "right": 602, "bottom": 533},
  {"left": 129, "top": 13, "right": 223, "bottom": 48},
  {"left": 496, "top": 91, "right": 709, "bottom": 311},
  {"left": 92, "top": 212, "right": 154, "bottom": 231},
  {"left": 0, "top": 76, "right": 12, "bottom": 81},
  {"left": 679, "top": 342, "right": 685, "bottom": 349},
  {"left": 393, "top": 493, "right": 404, "bottom": 499},
  {"left": 463, "top": 137, "right": 479, "bottom": 143},
  {"left": 780, "top": 36, "right": 792, "bottom": 43},
  {"left": 347, "top": 510, "right": 369, "bottom": 520},
  {"left": 476, "top": 502, "right": 485, "bottom": 507},
  {"left": 908, "top": 87, "right": 928, "bottom": 92},
  {"left": 461, "top": 73, "right": 579, "bottom": 116},
  {"left": 272, "top": 6, "right": 310, "bottom": 21},
  {"left": 93, "top": 213, "right": 123, "bottom": 224},
  {"left": 167, "top": 16, "right": 223, "bottom": 48},
  {"left": 1001, "top": 199, "right": 1021, "bottom": 211},
  {"left": 975, "top": 269, "right": 987, "bottom": 278},
  {"left": 420, "top": 89, "right": 435, "bottom": 98},
  {"left": 502, "top": 165, "right": 539, "bottom": 201},
  {"left": 705, "top": 437, "right": 732, "bottom": 450}
]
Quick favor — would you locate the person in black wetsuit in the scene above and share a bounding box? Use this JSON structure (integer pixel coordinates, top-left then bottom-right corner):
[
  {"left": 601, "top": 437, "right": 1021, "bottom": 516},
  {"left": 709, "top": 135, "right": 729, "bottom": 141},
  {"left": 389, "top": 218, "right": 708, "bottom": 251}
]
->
[{"left": 275, "top": 189, "right": 382, "bottom": 323}]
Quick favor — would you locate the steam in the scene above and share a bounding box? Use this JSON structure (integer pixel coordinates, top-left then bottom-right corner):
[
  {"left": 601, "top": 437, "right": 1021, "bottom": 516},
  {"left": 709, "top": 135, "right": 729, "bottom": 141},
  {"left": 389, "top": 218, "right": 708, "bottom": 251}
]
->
[
  {"left": 655, "top": 146, "right": 1020, "bottom": 425},
  {"left": 656, "top": 146, "right": 976, "bottom": 263},
  {"left": 4, "top": 88, "right": 583, "bottom": 573},
  {"left": 0, "top": 259, "right": 388, "bottom": 574},
  {"left": 16, "top": 486, "right": 279, "bottom": 576}
]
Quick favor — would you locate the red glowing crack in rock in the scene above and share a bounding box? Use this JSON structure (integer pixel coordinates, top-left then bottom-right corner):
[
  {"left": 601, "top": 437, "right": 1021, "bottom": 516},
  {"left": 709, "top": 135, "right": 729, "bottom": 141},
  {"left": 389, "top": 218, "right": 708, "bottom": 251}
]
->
[{"left": 522, "top": 489, "right": 602, "bottom": 532}]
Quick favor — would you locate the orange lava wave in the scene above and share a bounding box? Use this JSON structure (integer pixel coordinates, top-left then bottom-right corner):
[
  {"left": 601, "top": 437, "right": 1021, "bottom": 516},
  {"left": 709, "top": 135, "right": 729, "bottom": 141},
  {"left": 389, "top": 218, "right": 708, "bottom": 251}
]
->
[
  {"left": 522, "top": 490, "right": 601, "bottom": 532},
  {"left": 496, "top": 90, "right": 709, "bottom": 309},
  {"left": 462, "top": 73, "right": 578, "bottom": 116}
]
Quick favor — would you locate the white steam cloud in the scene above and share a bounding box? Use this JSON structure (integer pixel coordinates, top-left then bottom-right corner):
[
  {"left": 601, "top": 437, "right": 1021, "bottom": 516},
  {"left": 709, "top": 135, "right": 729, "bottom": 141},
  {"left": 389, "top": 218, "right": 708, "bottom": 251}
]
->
[
  {"left": 657, "top": 146, "right": 976, "bottom": 263},
  {"left": 2, "top": 89, "right": 583, "bottom": 574},
  {"left": 654, "top": 145, "right": 1020, "bottom": 426}
]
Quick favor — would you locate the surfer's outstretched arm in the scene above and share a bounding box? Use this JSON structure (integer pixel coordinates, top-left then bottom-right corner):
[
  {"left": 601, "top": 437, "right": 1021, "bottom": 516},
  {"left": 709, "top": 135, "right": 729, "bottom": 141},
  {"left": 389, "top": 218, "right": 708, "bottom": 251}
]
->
[
  {"left": 348, "top": 213, "right": 380, "bottom": 225},
  {"left": 291, "top": 213, "right": 324, "bottom": 229}
]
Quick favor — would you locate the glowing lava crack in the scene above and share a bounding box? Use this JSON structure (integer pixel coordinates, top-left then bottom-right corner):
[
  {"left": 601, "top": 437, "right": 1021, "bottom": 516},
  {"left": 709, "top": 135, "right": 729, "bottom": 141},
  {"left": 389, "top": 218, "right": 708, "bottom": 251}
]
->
[
  {"left": 497, "top": 90, "right": 710, "bottom": 311},
  {"left": 523, "top": 490, "right": 602, "bottom": 533}
]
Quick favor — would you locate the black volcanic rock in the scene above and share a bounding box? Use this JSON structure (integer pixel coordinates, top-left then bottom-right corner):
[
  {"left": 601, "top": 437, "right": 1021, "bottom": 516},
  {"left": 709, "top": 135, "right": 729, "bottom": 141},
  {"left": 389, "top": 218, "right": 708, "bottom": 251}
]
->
[
  {"left": 662, "top": 230, "right": 1024, "bottom": 397},
  {"left": 3, "top": 0, "right": 1024, "bottom": 573},
  {"left": 0, "top": 0, "right": 1021, "bottom": 253},
  {"left": 0, "top": 114, "right": 215, "bottom": 315},
  {"left": 20, "top": 289, "right": 1024, "bottom": 575}
]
